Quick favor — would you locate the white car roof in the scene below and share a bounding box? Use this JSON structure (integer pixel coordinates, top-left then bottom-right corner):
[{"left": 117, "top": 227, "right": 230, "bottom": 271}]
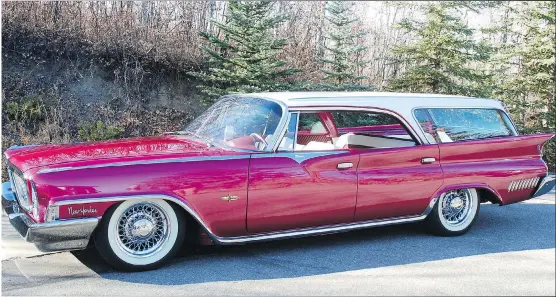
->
[
  {"left": 238, "top": 92, "right": 508, "bottom": 144},
  {"left": 241, "top": 91, "right": 503, "bottom": 110}
]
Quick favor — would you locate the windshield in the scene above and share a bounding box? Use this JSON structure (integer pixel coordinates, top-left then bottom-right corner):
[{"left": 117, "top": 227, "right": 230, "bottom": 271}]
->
[{"left": 183, "top": 96, "right": 284, "bottom": 151}]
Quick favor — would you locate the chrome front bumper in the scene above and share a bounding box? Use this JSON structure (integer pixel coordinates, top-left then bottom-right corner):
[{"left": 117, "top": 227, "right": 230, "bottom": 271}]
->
[
  {"left": 2, "top": 182, "right": 99, "bottom": 252},
  {"left": 532, "top": 174, "right": 555, "bottom": 198}
]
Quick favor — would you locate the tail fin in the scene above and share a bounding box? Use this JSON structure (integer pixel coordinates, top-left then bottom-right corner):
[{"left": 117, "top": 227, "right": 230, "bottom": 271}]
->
[{"left": 527, "top": 133, "right": 555, "bottom": 156}]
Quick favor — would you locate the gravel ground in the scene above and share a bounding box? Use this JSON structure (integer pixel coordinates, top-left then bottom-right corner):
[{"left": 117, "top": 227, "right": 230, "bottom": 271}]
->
[{"left": 2, "top": 189, "right": 554, "bottom": 296}]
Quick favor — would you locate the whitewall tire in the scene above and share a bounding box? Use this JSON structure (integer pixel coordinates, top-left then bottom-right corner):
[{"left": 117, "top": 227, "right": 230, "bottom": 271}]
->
[
  {"left": 425, "top": 188, "right": 480, "bottom": 236},
  {"left": 94, "top": 199, "right": 185, "bottom": 271}
]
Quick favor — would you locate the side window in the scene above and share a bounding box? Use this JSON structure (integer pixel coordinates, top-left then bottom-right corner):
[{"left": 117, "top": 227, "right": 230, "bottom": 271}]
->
[
  {"left": 292, "top": 111, "right": 417, "bottom": 151},
  {"left": 331, "top": 111, "right": 399, "bottom": 128},
  {"left": 414, "top": 108, "right": 515, "bottom": 143},
  {"left": 296, "top": 113, "right": 334, "bottom": 148},
  {"left": 298, "top": 113, "right": 326, "bottom": 133}
]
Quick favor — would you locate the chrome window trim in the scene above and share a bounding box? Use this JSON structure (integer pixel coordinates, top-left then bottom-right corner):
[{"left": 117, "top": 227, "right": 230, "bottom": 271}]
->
[
  {"left": 293, "top": 111, "right": 300, "bottom": 151},
  {"left": 289, "top": 106, "right": 424, "bottom": 145},
  {"left": 37, "top": 155, "right": 251, "bottom": 174},
  {"left": 274, "top": 111, "right": 301, "bottom": 153},
  {"left": 411, "top": 107, "right": 518, "bottom": 144},
  {"left": 51, "top": 195, "right": 438, "bottom": 245},
  {"left": 272, "top": 111, "right": 293, "bottom": 152}
]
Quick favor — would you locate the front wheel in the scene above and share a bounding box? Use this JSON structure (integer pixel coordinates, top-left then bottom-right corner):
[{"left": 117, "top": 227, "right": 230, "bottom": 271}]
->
[
  {"left": 94, "top": 199, "right": 185, "bottom": 271},
  {"left": 425, "top": 188, "right": 480, "bottom": 236}
]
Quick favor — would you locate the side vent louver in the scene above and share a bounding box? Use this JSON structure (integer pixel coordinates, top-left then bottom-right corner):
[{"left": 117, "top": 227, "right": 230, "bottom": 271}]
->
[{"left": 508, "top": 177, "right": 540, "bottom": 192}]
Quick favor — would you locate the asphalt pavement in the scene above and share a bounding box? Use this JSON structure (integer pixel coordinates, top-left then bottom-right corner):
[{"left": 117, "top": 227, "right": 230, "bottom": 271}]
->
[{"left": 2, "top": 189, "right": 555, "bottom": 296}]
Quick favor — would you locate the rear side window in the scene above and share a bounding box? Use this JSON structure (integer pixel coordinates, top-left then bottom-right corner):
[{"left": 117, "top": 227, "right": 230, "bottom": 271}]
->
[
  {"left": 414, "top": 108, "right": 516, "bottom": 143},
  {"left": 298, "top": 113, "right": 325, "bottom": 132},
  {"left": 331, "top": 111, "right": 398, "bottom": 128}
]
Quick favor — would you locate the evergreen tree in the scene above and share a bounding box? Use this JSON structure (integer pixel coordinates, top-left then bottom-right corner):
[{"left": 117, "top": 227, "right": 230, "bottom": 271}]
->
[
  {"left": 319, "top": 1, "right": 374, "bottom": 91},
  {"left": 495, "top": 1, "right": 555, "bottom": 127},
  {"left": 189, "top": 1, "right": 298, "bottom": 104},
  {"left": 489, "top": 1, "right": 555, "bottom": 168},
  {"left": 385, "top": 1, "right": 491, "bottom": 96}
]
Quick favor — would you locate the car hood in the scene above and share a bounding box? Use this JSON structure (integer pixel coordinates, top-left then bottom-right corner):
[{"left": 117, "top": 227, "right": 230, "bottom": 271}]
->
[{"left": 5, "top": 135, "right": 240, "bottom": 173}]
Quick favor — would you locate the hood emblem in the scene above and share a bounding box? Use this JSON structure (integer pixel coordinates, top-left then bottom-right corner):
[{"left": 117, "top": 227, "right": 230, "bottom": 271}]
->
[{"left": 221, "top": 195, "right": 239, "bottom": 202}]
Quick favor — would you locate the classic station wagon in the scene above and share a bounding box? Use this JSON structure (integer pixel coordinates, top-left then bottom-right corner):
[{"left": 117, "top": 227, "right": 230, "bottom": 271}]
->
[{"left": 2, "top": 92, "right": 554, "bottom": 271}]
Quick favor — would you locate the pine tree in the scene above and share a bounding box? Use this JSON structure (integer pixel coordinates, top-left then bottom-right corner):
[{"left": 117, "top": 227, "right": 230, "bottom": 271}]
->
[
  {"left": 489, "top": 1, "right": 555, "bottom": 128},
  {"left": 188, "top": 1, "right": 298, "bottom": 104},
  {"left": 489, "top": 1, "right": 555, "bottom": 169},
  {"left": 319, "top": 1, "right": 374, "bottom": 91},
  {"left": 385, "top": 1, "right": 491, "bottom": 96}
]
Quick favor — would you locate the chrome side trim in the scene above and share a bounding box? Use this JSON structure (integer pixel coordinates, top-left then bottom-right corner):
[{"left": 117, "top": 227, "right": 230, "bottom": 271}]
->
[
  {"left": 53, "top": 195, "right": 438, "bottom": 245},
  {"left": 251, "top": 151, "right": 347, "bottom": 163},
  {"left": 37, "top": 155, "right": 251, "bottom": 174},
  {"left": 214, "top": 197, "right": 438, "bottom": 245}
]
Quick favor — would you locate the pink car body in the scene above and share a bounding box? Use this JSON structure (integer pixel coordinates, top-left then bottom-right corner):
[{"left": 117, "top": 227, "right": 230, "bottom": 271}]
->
[{"left": 2, "top": 92, "right": 554, "bottom": 254}]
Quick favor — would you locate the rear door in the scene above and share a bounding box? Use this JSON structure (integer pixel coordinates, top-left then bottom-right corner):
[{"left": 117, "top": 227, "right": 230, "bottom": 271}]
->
[
  {"left": 355, "top": 145, "right": 444, "bottom": 220},
  {"left": 329, "top": 110, "right": 444, "bottom": 221}
]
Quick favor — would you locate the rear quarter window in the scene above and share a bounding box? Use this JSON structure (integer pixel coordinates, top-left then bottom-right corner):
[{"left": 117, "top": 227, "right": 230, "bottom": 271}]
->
[{"left": 414, "top": 108, "right": 516, "bottom": 143}]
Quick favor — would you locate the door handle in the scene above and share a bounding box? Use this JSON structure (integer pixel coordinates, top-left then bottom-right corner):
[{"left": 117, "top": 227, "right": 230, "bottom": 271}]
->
[
  {"left": 421, "top": 157, "right": 436, "bottom": 164},
  {"left": 337, "top": 162, "right": 353, "bottom": 169}
]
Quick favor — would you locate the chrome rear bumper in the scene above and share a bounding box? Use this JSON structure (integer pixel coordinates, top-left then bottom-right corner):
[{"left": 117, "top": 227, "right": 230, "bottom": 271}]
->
[
  {"left": 2, "top": 182, "right": 99, "bottom": 252},
  {"left": 532, "top": 174, "right": 555, "bottom": 198}
]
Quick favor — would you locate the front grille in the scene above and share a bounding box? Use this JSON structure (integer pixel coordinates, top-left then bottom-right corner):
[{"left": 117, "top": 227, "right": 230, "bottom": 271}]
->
[{"left": 508, "top": 177, "right": 541, "bottom": 192}]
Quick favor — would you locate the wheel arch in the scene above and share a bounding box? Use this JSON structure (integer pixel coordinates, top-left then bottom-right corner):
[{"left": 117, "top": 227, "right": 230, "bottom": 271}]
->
[{"left": 432, "top": 183, "right": 502, "bottom": 205}]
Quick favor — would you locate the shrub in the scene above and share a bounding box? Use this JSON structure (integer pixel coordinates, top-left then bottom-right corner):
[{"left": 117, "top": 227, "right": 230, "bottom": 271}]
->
[
  {"left": 78, "top": 121, "right": 124, "bottom": 142},
  {"left": 3, "top": 96, "right": 44, "bottom": 124}
]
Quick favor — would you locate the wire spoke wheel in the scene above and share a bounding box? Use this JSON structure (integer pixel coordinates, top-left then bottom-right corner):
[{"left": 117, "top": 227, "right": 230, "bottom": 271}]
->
[
  {"left": 115, "top": 202, "right": 169, "bottom": 257},
  {"left": 426, "top": 188, "right": 480, "bottom": 236},
  {"left": 96, "top": 198, "right": 185, "bottom": 271},
  {"left": 440, "top": 189, "right": 473, "bottom": 227}
]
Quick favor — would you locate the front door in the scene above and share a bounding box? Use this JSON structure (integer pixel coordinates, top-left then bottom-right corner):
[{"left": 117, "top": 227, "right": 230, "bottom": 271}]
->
[{"left": 246, "top": 112, "right": 359, "bottom": 234}]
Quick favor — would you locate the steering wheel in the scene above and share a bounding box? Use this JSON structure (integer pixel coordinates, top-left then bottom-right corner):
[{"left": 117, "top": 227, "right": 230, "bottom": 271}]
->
[{"left": 250, "top": 133, "right": 268, "bottom": 150}]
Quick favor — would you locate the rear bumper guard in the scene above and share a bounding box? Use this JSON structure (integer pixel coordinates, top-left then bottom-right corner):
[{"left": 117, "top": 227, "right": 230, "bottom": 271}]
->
[
  {"left": 532, "top": 174, "right": 555, "bottom": 198},
  {"left": 2, "top": 182, "right": 98, "bottom": 252}
]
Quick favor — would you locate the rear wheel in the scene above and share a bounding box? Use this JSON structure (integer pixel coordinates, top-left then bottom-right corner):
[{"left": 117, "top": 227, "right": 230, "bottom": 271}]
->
[
  {"left": 94, "top": 199, "right": 185, "bottom": 271},
  {"left": 425, "top": 188, "right": 480, "bottom": 236}
]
